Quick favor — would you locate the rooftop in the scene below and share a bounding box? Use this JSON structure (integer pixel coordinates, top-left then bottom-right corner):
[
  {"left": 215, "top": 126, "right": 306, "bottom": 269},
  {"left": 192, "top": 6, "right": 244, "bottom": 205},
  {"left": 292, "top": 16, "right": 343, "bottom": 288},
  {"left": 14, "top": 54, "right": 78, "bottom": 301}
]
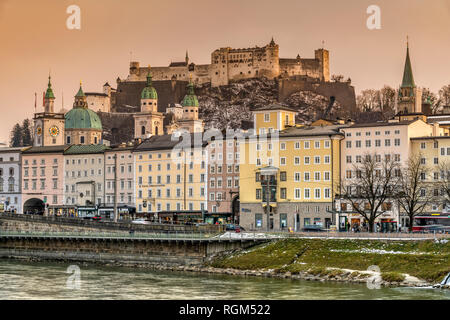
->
[
  {"left": 134, "top": 133, "right": 207, "bottom": 152},
  {"left": 253, "top": 104, "right": 297, "bottom": 113},
  {"left": 22, "top": 145, "right": 69, "bottom": 154},
  {"left": 278, "top": 124, "right": 345, "bottom": 138},
  {"left": 64, "top": 144, "right": 110, "bottom": 155},
  {"left": 348, "top": 120, "right": 418, "bottom": 129}
]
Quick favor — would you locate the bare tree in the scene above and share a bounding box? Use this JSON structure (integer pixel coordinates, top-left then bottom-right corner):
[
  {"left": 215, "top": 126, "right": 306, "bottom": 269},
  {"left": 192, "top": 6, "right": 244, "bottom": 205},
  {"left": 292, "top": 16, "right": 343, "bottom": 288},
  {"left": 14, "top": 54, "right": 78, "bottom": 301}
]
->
[
  {"left": 339, "top": 153, "right": 399, "bottom": 232},
  {"left": 439, "top": 84, "right": 450, "bottom": 107},
  {"left": 356, "top": 89, "right": 379, "bottom": 112},
  {"left": 396, "top": 154, "right": 435, "bottom": 232},
  {"left": 437, "top": 160, "right": 450, "bottom": 208}
]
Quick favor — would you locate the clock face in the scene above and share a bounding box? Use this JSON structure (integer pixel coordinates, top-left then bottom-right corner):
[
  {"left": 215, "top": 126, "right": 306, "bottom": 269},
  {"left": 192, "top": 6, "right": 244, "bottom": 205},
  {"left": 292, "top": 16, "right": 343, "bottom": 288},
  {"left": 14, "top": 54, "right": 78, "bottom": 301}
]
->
[
  {"left": 49, "top": 126, "right": 59, "bottom": 137},
  {"left": 36, "top": 127, "right": 42, "bottom": 136}
]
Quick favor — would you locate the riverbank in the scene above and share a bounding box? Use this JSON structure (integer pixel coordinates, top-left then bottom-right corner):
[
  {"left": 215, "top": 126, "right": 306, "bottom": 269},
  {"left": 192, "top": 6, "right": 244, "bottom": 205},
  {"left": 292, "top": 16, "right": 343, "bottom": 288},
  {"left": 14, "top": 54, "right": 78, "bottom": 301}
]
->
[
  {"left": 3, "top": 237, "right": 448, "bottom": 289},
  {"left": 207, "top": 238, "right": 450, "bottom": 288}
]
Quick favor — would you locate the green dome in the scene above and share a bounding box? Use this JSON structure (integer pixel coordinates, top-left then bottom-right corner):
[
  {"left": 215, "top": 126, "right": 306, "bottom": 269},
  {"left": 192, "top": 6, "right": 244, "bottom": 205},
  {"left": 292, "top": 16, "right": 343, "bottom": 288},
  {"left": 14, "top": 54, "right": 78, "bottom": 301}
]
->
[
  {"left": 65, "top": 108, "right": 102, "bottom": 130},
  {"left": 181, "top": 81, "right": 199, "bottom": 107},
  {"left": 141, "top": 86, "right": 158, "bottom": 100},
  {"left": 141, "top": 69, "right": 158, "bottom": 100}
]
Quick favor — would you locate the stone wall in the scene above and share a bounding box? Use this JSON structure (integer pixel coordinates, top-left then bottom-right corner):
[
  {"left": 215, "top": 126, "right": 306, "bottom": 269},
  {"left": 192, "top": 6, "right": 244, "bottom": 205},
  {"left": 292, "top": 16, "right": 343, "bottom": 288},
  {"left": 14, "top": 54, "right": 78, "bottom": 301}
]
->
[{"left": 277, "top": 77, "right": 357, "bottom": 115}]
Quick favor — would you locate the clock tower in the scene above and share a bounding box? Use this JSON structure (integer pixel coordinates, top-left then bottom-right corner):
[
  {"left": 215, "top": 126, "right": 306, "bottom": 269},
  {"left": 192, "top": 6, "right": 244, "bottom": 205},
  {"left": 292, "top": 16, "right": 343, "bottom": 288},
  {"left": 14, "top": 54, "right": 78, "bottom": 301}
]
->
[{"left": 33, "top": 75, "right": 65, "bottom": 147}]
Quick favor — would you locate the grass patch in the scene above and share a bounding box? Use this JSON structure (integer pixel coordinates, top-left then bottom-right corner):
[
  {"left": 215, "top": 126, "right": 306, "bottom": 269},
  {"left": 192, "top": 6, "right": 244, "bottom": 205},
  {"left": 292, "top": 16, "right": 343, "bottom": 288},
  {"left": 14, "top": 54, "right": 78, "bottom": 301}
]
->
[
  {"left": 381, "top": 272, "right": 406, "bottom": 282},
  {"left": 211, "top": 238, "right": 450, "bottom": 283}
]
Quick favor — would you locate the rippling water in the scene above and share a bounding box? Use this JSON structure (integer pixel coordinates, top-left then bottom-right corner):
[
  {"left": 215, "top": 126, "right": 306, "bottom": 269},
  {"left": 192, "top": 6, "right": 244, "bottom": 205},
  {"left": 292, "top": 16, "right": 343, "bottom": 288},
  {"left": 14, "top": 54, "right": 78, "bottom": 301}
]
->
[{"left": 0, "top": 260, "right": 448, "bottom": 300}]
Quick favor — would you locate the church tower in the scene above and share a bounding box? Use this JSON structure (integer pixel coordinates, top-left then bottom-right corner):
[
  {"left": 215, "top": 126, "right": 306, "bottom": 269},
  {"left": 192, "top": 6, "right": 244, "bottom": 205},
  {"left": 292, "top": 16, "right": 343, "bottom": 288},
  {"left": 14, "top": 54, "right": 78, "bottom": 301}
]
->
[
  {"left": 134, "top": 66, "right": 164, "bottom": 139},
  {"left": 33, "top": 75, "right": 65, "bottom": 147},
  {"left": 398, "top": 40, "right": 422, "bottom": 115},
  {"left": 177, "top": 75, "right": 204, "bottom": 133}
]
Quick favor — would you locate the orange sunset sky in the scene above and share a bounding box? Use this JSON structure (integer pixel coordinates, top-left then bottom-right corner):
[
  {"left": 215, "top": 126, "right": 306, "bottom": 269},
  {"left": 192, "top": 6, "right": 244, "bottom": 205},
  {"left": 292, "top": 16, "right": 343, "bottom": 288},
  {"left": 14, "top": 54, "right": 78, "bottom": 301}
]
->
[{"left": 0, "top": 0, "right": 449, "bottom": 144}]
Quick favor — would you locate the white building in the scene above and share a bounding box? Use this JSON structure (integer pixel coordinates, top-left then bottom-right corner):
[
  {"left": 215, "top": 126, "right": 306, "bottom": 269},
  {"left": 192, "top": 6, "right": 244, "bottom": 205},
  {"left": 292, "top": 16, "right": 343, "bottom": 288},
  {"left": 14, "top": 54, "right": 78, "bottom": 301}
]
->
[
  {"left": 338, "top": 119, "right": 433, "bottom": 228},
  {"left": 0, "top": 147, "right": 24, "bottom": 213}
]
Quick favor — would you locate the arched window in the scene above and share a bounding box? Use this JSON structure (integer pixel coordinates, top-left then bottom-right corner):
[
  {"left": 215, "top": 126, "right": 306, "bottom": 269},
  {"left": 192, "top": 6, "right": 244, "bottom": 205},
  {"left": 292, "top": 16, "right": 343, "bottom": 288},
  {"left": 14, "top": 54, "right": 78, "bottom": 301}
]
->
[
  {"left": 0, "top": 178, "right": 3, "bottom": 192},
  {"left": 80, "top": 136, "right": 85, "bottom": 144},
  {"left": 94, "top": 136, "right": 98, "bottom": 144},
  {"left": 141, "top": 126, "right": 146, "bottom": 135},
  {"left": 155, "top": 126, "right": 159, "bottom": 135}
]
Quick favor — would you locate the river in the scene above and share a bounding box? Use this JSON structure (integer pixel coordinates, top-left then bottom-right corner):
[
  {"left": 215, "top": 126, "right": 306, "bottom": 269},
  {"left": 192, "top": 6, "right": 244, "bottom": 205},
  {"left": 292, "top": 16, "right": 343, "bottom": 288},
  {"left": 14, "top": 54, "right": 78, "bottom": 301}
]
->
[{"left": 0, "top": 260, "right": 448, "bottom": 300}]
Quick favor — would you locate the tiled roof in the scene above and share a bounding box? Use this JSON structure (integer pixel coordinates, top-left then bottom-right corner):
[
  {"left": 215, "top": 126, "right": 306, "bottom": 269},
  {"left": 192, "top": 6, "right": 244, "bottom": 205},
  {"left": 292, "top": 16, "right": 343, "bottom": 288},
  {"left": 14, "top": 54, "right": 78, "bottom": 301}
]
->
[
  {"left": 348, "top": 120, "right": 417, "bottom": 128},
  {"left": 278, "top": 124, "right": 345, "bottom": 138},
  {"left": 253, "top": 104, "right": 297, "bottom": 113},
  {"left": 22, "top": 145, "right": 69, "bottom": 154},
  {"left": 134, "top": 133, "right": 207, "bottom": 152},
  {"left": 64, "top": 144, "right": 109, "bottom": 155}
]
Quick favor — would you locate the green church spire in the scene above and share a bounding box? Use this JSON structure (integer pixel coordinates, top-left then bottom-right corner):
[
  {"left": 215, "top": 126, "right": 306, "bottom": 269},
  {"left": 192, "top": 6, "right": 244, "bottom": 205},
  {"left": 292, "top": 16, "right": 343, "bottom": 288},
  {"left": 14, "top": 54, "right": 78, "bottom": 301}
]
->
[
  {"left": 75, "top": 80, "right": 85, "bottom": 98},
  {"left": 45, "top": 75, "right": 55, "bottom": 99},
  {"left": 182, "top": 74, "right": 199, "bottom": 107},
  {"left": 141, "top": 65, "right": 158, "bottom": 100},
  {"left": 401, "top": 40, "right": 415, "bottom": 88}
]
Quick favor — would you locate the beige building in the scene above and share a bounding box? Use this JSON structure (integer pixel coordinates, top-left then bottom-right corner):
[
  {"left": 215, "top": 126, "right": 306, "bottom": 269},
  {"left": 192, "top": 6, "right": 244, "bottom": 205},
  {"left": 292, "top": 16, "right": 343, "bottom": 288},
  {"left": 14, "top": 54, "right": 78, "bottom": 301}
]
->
[
  {"left": 63, "top": 145, "right": 108, "bottom": 217},
  {"left": 104, "top": 143, "right": 136, "bottom": 218}
]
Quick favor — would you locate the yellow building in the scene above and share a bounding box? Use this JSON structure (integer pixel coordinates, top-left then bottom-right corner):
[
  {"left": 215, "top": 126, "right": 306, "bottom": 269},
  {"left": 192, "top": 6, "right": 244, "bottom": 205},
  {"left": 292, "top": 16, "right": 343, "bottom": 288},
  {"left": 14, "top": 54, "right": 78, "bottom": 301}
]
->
[
  {"left": 133, "top": 133, "right": 208, "bottom": 222},
  {"left": 239, "top": 104, "right": 344, "bottom": 231}
]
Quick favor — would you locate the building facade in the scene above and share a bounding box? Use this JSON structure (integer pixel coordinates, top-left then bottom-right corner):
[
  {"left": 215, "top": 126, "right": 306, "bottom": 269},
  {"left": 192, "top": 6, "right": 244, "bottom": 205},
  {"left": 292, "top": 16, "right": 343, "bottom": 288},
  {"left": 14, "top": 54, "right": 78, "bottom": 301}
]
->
[
  {"left": 21, "top": 146, "right": 67, "bottom": 215},
  {"left": 133, "top": 134, "right": 208, "bottom": 221},
  {"left": 0, "top": 147, "right": 24, "bottom": 213},
  {"left": 239, "top": 105, "right": 343, "bottom": 231},
  {"left": 63, "top": 145, "right": 108, "bottom": 217},
  {"left": 104, "top": 144, "right": 136, "bottom": 218}
]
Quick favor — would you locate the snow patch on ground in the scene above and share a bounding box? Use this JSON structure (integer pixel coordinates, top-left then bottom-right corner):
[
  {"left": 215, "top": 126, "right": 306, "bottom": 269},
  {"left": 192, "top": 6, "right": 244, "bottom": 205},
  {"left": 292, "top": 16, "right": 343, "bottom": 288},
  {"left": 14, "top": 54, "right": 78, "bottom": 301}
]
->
[
  {"left": 329, "top": 248, "right": 425, "bottom": 255},
  {"left": 215, "top": 232, "right": 282, "bottom": 239}
]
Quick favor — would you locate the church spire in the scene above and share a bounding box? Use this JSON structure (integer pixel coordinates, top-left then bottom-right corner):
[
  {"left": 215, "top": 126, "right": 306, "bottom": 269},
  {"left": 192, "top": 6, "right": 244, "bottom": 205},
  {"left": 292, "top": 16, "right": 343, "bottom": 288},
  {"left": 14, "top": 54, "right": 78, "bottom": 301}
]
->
[
  {"left": 45, "top": 74, "right": 55, "bottom": 99},
  {"left": 401, "top": 38, "right": 415, "bottom": 88}
]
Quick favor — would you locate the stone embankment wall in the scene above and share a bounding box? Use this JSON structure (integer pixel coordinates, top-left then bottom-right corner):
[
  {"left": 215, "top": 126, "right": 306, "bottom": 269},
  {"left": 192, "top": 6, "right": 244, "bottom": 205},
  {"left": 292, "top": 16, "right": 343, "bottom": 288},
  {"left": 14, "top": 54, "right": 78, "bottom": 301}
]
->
[{"left": 0, "top": 236, "right": 259, "bottom": 266}]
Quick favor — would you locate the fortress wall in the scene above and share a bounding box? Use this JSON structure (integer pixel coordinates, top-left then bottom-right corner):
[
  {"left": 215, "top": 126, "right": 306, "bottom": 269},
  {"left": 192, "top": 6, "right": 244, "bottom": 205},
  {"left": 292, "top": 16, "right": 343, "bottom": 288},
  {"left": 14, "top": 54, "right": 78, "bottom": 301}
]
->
[{"left": 277, "top": 78, "right": 357, "bottom": 112}]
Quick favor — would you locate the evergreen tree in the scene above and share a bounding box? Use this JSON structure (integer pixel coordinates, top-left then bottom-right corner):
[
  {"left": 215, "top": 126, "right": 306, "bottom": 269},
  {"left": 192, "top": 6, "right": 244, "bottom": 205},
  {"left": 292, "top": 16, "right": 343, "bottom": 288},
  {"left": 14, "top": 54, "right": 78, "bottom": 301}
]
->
[
  {"left": 22, "top": 119, "right": 32, "bottom": 146},
  {"left": 9, "top": 123, "right": 22, "bottom": 147}
]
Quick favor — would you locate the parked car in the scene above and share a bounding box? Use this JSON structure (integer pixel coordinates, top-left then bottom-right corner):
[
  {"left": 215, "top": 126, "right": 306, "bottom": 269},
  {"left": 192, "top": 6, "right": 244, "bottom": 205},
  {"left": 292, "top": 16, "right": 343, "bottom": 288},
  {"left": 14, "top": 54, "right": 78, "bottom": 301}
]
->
[
  {"left": 302, "top": 225, "right": 326, "bottom": 232},
  {"left": 225, "top": 224, "right": 246, "bottom": 232},
  {"left": 131, "top": 218, "right": 150, "bottom": 225}
]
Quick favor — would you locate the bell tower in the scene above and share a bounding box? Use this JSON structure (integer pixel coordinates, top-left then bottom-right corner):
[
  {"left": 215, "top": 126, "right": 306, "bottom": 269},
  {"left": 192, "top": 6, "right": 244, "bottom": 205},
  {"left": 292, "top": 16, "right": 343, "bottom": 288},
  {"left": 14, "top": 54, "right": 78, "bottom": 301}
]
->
[
  {"left": 33, "top": 75, "right": 65, "bottom": 147},
  {"left": 134, "top": 65, "right": 164, "bottom": 139},
  {"left": 398, "top": 39, "right": 422, "bottom": 114}
]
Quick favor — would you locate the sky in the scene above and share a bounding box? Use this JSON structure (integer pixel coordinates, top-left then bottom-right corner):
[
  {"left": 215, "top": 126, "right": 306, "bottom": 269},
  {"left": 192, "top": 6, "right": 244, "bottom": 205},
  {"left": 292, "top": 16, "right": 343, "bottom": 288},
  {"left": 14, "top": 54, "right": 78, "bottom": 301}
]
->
[{"left": 0, "top": 0, "right": 449, "bottom": 143}]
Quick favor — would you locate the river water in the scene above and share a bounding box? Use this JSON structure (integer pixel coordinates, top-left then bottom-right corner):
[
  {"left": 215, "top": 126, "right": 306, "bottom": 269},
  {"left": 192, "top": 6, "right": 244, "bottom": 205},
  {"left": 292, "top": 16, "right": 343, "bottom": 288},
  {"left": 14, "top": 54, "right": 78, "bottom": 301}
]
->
[{"left": 0, "top": 260, "right": 448, "bottom": 300}]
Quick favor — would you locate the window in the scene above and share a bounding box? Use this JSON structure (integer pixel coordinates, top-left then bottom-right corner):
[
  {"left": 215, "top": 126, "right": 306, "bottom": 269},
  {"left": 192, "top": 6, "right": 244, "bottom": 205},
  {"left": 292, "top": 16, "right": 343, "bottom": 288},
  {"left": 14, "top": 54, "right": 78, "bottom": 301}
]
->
[
  {"left": 256, "top": 189, "right": 262, "bottom": 200},
  {"left": 294, "top": 188, "right": 301, "bottom": 199},
  {"left": 304, "top": 141, "right": 310, "bottom": 149},
  {"left": 324, "top": 140, "right": 330, "bottom": 149},
  {"left": 314, "top": 172, "right": 320, "bottom": 181},
  {"left": 375, "top": 139, "right": 381, "bottom": 147},
  {"left": 346, "top": 141, "right": 352, "bottom": 148},
  {"left": 385, "top": 139, "right": 391, "bottom": 147},
  {"left": 324, "top": 156, "right": 330, "bottom": 164},
  {"left": 264, "top": 113, "right": 270, "bottom": 122},
  {"left": 304, "top": 188, "right": 310, "bottom": 199},
  {"left": 346, "top": 156, "right": 352, "bottom": 163},
  {"left": 314, "top": 141, "right": 320, "bottom": 149},
  {"left": 304, "top": 172, "right": 310, "bottom": 181},
  {"left": 356, "top": 141, "right": 361, "bottom": 148},
  {"left": 280, "top": 171, "right": 287, "bottom": 181},
  {"left": 280, "top": 188, "right": 287, "bottom": 199},
  {"left": 294, "top": 142, "right": 300, "bottom": 149},
  {"left": 280, "top": 157, "right": 286, "bottom": 166},
  {"left": 394, "top": 139, "right": 401, "bottom": 146},
  {"left": 294, "top": 157, "right": 300, "bottom": 165},
  {"left": 314, "top": 156, "right": 320, "bottom": 164},
  {"left": 365, "top": 140, "right": 371, "bottom": 148},
  {"left": 304, "top": 157, "right": 310, "bottom": 165},
  {"left": 294, "top": 172, "right": 301, "bottom": 182},
  {"left": 314, "top": 188, "right": 321, "bottom": 199},
  {"left": 420, "top": 142, "right": 426, "bottom": 149}
]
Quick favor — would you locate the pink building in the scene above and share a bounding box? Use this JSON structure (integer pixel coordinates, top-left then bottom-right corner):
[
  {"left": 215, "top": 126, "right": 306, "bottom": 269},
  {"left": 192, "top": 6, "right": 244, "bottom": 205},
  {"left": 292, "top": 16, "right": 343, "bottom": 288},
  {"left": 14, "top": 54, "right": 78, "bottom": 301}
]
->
[
  {"left": 21, "top": 145, "right": 67, "bottom": 215},
  {"left": 207, "top": 137, "right": 240, "bottom": 224}
]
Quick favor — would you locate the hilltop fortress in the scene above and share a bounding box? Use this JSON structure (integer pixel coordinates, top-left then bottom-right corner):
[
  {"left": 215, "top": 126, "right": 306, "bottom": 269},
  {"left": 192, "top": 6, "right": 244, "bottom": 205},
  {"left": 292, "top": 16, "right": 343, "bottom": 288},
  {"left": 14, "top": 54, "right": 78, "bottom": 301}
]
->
[{"left": 124, "top": 38, "right": 330, "bottom": 87}]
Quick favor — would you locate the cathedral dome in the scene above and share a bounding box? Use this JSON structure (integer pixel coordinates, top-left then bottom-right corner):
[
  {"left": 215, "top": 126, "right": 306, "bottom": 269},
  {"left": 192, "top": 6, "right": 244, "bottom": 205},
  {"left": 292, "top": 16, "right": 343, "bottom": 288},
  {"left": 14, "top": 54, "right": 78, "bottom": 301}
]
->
[{"left": 65, "top": 108, "right": 102, "bottom": 130}]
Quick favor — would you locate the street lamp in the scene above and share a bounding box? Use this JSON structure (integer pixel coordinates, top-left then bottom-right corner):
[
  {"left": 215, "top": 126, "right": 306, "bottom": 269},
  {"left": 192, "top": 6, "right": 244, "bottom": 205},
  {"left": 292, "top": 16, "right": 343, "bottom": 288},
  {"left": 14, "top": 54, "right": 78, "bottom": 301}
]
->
[{"left": 260, "top": 166, "right": 278, "bottom": 232}]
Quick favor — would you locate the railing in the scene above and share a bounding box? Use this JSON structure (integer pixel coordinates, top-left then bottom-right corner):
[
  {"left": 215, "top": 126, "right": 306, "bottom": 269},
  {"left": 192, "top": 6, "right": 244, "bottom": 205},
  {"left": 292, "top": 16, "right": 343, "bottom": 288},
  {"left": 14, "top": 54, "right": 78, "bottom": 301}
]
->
[
  {"left": 0, "top": 230, "right": 224, "bottom": 241},
  {"left": 0, "top": 212, "right": 224, "bottom": 233}
]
